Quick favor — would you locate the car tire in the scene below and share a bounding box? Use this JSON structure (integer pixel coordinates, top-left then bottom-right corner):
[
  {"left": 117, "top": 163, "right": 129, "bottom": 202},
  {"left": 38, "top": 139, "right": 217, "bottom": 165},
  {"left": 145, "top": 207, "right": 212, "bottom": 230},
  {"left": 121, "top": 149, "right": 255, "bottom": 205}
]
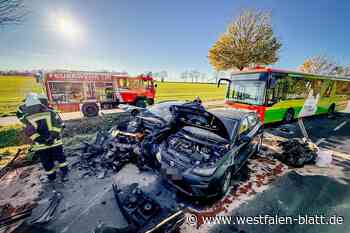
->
[
  {"left": 219, "top": 169, "right": 232, "bottom": 196},
  {"left": 135, "top": 99, "right": 148, "bottom": 108},
  {"left": 283, "top": 108, "right": 294, "bottom": 123},
  {"left": 82, "top": 103, "right": 99, "bottom": 117}
]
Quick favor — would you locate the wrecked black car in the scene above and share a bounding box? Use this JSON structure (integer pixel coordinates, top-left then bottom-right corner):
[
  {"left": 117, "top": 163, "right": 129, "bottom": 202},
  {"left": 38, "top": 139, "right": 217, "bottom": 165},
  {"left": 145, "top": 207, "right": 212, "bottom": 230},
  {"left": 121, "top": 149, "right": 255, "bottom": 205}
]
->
[
  {"left": 106, "top": 101, "right": 205, "bottom": 168},
  {"left": 79, "top": 100, "right": 205, "bottom": 174},
  {"left": 157, "top": 106, "right": 263, "bottom": 197}
]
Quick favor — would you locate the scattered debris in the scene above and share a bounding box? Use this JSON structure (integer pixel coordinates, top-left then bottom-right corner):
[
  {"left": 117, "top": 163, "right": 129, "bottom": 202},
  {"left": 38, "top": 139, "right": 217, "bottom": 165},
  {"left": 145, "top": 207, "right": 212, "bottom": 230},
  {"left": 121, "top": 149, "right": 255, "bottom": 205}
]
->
[
  {"left": 276, "top": 138, "right": 317, "bottom": 167},
  {"left": 0, "top": 149, "right": 22, "bottom": 180},
  {"left": 113, "top": 183, "right": 185, "bottom": 233},
  {"left": 0, "top": 203, "right": 36, "bottom": 228},
  {"left": 31, "top": 191, "right": 63, "bottom": 224},
  {"left": 315, "top": 149, "right": 333, "bottom": 167}
]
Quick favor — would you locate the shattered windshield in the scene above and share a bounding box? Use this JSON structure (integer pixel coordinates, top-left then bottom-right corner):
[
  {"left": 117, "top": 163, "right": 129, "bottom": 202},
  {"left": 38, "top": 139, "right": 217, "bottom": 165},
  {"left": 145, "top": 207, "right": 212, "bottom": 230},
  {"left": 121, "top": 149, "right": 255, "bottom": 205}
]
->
[
  {"left": 229, "top": 81, "right": 266, "bottom": 105},
  {"left": 145, "top": 101, "right": 183, "bottom": 122}
]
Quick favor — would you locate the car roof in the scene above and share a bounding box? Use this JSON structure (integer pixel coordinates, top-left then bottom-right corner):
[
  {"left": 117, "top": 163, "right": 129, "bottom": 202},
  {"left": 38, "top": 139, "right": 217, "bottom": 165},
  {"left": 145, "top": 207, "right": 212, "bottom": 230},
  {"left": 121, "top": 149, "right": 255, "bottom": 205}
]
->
[{"left": 208, "top": 108, "right": 255, "bottom": 121}]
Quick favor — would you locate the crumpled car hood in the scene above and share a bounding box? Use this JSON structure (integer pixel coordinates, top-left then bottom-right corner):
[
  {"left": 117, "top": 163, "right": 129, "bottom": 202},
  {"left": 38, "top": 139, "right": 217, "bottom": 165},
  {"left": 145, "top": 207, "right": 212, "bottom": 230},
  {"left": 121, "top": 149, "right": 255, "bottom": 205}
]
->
[{"left": 170, "top": 105, "right": 230, "bottom": 140}]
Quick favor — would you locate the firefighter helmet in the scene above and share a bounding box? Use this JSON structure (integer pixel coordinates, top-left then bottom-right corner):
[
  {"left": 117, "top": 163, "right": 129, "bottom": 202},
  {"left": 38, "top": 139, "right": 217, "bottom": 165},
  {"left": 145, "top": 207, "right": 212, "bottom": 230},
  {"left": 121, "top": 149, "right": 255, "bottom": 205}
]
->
[{"left": 24, "top": 93, "right": 42, "bottom": 107}]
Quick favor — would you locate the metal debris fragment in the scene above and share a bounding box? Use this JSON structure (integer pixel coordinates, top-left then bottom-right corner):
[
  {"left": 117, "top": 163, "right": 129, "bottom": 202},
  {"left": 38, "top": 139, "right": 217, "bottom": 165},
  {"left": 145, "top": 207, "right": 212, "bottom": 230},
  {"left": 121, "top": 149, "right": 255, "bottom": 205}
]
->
[
  {"left": 31, "top": 191, "right": 63, "bottom": 224},
  {"left": 276, "top": 138, "right": 317, "bottom": 167}
]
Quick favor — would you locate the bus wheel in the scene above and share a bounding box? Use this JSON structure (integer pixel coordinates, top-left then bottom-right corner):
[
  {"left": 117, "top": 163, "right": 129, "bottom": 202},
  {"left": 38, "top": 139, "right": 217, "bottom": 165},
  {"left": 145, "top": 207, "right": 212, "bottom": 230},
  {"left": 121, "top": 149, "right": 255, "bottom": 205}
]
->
[
  {"left": 135, "top": 99, "right": 147, "bottom": 108},
  {"left": 283, "top": 108, "right": 294, "bottom": 123},
  {"left": 82, "top": 103, "right": 99, "bottom": 117}
]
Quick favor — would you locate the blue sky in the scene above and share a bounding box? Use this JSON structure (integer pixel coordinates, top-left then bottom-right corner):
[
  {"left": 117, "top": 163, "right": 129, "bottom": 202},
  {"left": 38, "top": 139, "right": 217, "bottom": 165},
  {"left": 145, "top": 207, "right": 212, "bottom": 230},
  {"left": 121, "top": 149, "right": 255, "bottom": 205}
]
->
[{"left": 0, "top": 0, "right": 349, "bottom": 79}]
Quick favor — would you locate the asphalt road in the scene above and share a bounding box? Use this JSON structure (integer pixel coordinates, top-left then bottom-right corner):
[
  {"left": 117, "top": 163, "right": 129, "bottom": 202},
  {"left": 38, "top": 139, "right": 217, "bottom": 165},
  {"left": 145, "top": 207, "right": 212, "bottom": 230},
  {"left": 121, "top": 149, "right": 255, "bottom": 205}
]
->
[
  {"left": 209, "top": 113, "right": 350, "bottom": 233},
  {"left": 210, "top": 164, "right": 350, "bottom": 233},
  {"left": 266, "top": 113, "right": 350, "bottom": 154}
]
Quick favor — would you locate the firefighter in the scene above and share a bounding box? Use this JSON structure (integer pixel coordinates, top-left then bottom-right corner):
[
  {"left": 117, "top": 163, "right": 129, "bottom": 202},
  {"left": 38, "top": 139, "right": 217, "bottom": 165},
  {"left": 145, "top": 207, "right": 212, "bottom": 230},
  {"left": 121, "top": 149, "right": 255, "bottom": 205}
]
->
[{"left": 16, "top": 93, "right": 68, "bottom": 183}]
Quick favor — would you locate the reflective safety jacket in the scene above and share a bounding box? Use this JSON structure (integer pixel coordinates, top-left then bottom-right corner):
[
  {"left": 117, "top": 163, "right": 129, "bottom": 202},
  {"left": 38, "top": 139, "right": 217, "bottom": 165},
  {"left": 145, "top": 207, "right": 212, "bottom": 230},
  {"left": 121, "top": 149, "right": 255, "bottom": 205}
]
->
[{"left": 16, "top": 105, "right": 63, "bottom": 151}]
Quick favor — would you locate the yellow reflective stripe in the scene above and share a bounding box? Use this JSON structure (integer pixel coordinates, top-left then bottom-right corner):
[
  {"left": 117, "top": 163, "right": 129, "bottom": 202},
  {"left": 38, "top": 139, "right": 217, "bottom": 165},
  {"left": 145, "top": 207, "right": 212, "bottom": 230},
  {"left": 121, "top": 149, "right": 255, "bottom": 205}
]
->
[
  {"left": 52, "top": 127, "right": 62, "bottom": 133},
  {"left": 46, "top": 168, "right": 56, "bottom": 174},
  {"left": 30, "top": 133, "right": 40, "bottom": 140},
  {"left": 31, "top": 140, "right": 63, "bottom": 151},
  {"left": 58, "top": 162, "right": 68, "bottom": 168},
  {"left": 26, "top": 112, "right": 52, "bottom": 130}
]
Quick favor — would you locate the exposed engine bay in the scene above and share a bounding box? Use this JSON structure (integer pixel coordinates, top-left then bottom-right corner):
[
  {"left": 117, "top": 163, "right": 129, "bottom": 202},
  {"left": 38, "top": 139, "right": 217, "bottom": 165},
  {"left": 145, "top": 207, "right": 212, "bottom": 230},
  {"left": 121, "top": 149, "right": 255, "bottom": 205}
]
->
[{"left": 162, "top": 127, "right": 230, "bottom": 167}]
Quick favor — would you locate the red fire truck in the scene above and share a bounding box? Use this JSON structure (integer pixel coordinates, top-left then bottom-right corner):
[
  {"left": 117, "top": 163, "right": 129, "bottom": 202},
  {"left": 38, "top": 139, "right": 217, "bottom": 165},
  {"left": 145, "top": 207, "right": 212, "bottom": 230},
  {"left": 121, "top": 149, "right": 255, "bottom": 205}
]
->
[{"left": 39, "top": 71, "right": 156, "bottom": 117}]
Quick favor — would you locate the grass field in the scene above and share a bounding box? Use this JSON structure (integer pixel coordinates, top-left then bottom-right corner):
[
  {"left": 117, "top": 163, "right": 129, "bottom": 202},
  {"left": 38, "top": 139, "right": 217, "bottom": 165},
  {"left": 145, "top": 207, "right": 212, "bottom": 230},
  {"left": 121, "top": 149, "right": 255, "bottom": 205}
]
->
[
  {"left": 155, "top": 82, "right": 225, "bottom": 102},
  {"left": 0, "top": 76, "right": 225, "bottom": 117},
  {"left": 0, "top": 76, "right": 43, "bottom": 117}
]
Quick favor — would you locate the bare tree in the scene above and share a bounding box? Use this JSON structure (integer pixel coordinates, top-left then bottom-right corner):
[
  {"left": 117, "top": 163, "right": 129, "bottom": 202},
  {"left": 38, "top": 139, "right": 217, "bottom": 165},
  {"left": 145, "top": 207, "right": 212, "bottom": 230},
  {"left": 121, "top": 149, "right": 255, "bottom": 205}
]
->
[
  {"left": 201, "top": 73, "right": 207, "bottom": 83},
  {"left": 299, "top": 55, "right": 350, "bottom": 76},
  {"left": 160, "top": 70, "right": 168, "bottom": 82},
  {"left": 0, "top": 0, "right": 26, "bottom": 26},
  {"left": 208, "top": 9, "right": 282, "bottom": 71},
  {"left": 190, "top": 70, "right": 200, "bottom": 83},
  {"left": 180, "top": 71, "right": 188, "bottom": 82}
]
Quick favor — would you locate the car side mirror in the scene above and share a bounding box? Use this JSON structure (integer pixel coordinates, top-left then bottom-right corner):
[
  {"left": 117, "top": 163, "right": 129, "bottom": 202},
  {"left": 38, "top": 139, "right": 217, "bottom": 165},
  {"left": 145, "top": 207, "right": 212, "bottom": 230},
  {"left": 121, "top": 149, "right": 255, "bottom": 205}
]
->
[{"left": 238, "top": 135, "right": 251, "bottom": 144}]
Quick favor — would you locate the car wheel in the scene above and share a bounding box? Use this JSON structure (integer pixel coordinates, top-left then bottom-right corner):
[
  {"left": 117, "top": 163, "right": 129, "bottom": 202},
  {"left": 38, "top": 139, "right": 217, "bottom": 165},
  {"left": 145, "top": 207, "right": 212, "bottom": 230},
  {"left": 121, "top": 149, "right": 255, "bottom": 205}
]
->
[
  {"left": 135, "top": 99, "right": 147, "bottom": 108},
  {"left": 220, "top": 169, "right": 232, "bottom": 196},
  {"left": 283, "top": 108, "right": 294, "bottom": 123},
  {"left": 82, "top": 103, "right": 99, "bottom": 117}
]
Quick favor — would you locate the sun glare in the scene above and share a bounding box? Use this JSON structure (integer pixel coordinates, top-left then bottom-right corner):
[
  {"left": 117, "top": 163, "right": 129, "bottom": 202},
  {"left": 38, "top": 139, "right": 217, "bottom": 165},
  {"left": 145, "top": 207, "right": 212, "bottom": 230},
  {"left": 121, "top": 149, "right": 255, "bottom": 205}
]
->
[{"left": 52, "top": 12, "right": 82, "bottom": 41}]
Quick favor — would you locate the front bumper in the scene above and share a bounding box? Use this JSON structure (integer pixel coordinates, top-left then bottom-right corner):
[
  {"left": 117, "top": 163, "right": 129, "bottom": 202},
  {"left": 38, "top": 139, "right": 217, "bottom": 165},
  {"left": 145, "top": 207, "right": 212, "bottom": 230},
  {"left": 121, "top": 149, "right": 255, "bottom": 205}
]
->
[{"left": 159, "top": 162, "right": 219, "bottom": 197}]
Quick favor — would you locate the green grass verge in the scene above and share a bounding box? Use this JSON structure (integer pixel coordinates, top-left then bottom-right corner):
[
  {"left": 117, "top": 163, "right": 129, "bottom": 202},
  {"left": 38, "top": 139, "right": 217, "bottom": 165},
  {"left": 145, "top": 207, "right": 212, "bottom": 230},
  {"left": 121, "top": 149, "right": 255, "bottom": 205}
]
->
[{"left": 0, "top": 124, "right": 25, "bottom": 148}]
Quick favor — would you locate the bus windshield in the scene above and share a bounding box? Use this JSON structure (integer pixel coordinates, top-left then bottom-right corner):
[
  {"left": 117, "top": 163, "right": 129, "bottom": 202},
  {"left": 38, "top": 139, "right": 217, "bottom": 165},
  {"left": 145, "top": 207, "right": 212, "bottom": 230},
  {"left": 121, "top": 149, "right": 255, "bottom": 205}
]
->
[{"left": 229, "top": 80, "right": 266, "bottom": 105}]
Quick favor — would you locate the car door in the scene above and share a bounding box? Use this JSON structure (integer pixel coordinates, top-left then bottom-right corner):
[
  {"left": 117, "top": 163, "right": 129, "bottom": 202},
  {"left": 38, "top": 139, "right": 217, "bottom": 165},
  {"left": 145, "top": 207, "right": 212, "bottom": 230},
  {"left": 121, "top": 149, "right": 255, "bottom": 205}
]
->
[
  {"left": 246, "top": 114, "right": 262, "bottom": 153},
  {"left": 235, "top": 117, "right": 251, "bottom": 167}
]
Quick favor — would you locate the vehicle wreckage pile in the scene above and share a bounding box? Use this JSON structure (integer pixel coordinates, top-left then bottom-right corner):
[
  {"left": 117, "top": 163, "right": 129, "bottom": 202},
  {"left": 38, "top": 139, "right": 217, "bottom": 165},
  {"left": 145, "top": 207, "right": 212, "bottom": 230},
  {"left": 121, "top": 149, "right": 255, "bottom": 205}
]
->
[
  {"left": 276, "top": 138, "right": 318, "bottom": 167},
  {"left": 74, "top": 101, "right": 222, "bottom": 178}
]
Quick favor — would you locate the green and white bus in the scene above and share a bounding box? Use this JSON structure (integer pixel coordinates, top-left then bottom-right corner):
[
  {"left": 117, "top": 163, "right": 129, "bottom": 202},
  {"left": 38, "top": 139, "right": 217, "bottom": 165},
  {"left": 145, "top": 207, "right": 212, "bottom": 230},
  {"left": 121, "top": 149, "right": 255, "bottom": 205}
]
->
[{"left": 218, "top": 67, "right": 350, "bottom": 124}]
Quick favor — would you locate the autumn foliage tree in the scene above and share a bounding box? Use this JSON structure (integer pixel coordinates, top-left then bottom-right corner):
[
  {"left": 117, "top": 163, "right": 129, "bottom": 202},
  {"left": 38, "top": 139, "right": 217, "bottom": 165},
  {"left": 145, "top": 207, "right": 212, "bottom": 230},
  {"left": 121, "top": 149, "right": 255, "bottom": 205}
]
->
[
  {"left": 299, "top": 55, "right": 350, "bottom": 76},
  {"left": 208, "top": 10, "right": 282, "bottom": 71}
]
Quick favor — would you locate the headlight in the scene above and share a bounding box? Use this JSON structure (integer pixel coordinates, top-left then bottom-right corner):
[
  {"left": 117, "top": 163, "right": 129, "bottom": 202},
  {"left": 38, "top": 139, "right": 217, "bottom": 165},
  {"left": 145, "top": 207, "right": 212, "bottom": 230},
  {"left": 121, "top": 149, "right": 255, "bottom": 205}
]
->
[{"left": 192, "top": 166, "right": 217, "bottom": 176}]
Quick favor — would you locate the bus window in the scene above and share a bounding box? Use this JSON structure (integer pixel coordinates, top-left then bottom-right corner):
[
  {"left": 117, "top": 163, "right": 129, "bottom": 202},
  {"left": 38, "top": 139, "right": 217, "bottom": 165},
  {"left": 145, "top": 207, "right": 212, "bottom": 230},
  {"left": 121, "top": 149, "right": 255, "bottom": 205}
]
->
[
  {"left": 336, "top": 81, "right": 350, "bottom": 95},
  {"left": 277, "top": 77, "right": 310, "bottom": 100},
  {"left": 230, "top": 81, "right": 265, "bottom": 105},
  {"left": 266, "top": 77, "right": 287, "bottom": 105},
  {"left": 323, "top": 80, "right": 334, "bottom": 97},
  {"left": 311, "top": 80, "right": 322, "bottom": 96}
]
